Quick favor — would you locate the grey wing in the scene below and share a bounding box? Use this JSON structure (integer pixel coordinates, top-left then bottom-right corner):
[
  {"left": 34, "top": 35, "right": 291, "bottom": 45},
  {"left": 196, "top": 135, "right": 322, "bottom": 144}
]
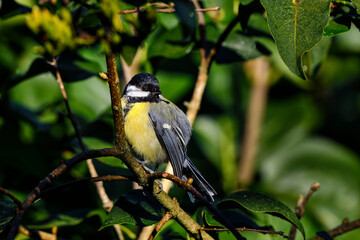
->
[{"left": 148, "top": 102, "right": 191, "bottom": 178}]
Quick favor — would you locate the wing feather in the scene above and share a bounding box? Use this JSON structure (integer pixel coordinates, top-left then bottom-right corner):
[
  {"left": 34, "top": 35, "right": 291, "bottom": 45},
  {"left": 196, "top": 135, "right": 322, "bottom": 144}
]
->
[{"left": 148, "top": 101, "right": 190, "bottom": 178}]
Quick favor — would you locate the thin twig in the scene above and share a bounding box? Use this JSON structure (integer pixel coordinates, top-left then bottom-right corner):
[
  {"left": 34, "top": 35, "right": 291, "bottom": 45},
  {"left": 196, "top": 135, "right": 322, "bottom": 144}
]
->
[
  {"left": 119, "top": 6, "right": 220, "bottom": 15},
  {"left": 186, "top": 12, "right": 240, "bottom": 124},
  {"left": 296, "top": 182, "right": 320, "bottom": 217},
  {"left": 48, "top": 58, "right": 114, "bottom": 210},
  {"left": 7, "top": 148, "right": 118, "bottom": 240},
  {"left": 148, "top": 211, "right": 173, "bottom": 240},
  {"left": 148, "top": 172, "right": 245, "bottom": 240},
  {"left": 0, "top": 186, "right": 23, "bottom": 210},
  {"left": 308, "top": 219, "right": 360, "bottom": 240},
  {"left": 202, "top": 227, "right": 288, "bottom": 239},
  {"left": 289, "top": 183, "right": 320, "bottom": 240},
  {"left": 40, "top": 175, "right": 136, "bottom": 197},
  {"left": 18, "top": 225, "right": 61, "bottom": 240}
]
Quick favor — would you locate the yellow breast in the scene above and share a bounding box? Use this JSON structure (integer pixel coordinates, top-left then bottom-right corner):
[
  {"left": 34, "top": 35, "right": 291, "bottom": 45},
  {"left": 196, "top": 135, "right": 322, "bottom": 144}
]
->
[{"left": 124, "top": 102, "right": 167, "bottom": 164}]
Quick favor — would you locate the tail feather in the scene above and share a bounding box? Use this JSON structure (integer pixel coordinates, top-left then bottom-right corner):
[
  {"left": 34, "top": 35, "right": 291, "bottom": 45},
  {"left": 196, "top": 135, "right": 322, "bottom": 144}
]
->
[{"left": 183, "top": 156, "right": 217, "bottom": 202}]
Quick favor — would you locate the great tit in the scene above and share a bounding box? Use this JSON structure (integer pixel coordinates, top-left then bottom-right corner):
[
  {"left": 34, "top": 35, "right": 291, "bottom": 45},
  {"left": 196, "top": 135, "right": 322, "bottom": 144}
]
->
[{"left": 122, "top": 73, "right": 216, "bottom": 202}]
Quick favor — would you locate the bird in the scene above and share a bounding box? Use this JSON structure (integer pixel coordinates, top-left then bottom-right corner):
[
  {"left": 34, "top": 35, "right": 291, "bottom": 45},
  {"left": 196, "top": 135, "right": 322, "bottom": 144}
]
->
[{"left": 121, "top": 73, "right": 216, "bottom": 202}]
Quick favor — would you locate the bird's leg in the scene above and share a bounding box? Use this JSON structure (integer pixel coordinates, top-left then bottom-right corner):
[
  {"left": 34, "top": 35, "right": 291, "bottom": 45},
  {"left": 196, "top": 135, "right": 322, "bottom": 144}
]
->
[{"left": 135, "top": 159, "right": 163, "bottom": 193}]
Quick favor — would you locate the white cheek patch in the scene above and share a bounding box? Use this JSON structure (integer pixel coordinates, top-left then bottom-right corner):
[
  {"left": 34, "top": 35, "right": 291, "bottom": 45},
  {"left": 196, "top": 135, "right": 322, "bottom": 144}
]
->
[
  {"left": 163, "top": 123, "right": 171, "bottom": 129},
  {"left": 126, "top": 85, "right": 150, "bottom": 97}
]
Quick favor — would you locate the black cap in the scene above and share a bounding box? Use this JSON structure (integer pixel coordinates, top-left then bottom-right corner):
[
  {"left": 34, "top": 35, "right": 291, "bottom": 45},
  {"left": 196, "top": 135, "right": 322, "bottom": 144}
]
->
[
  {"left": 129, "top": 73, "right": 159, "bottom": 88},
  {"left": 124, "top": 73, "right": 161, "bottom": 95}
]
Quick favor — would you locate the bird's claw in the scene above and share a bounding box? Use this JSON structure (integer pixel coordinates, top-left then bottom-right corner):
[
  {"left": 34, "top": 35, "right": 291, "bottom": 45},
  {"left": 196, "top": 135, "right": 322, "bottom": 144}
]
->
[{"left": 155, "top": 180, "right": 163, "bottom": 194}]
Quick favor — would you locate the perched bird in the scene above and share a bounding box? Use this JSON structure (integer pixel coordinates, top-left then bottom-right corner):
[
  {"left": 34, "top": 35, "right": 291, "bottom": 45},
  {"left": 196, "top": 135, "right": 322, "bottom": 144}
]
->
[{"left": 121, "top": 73, "right": 216, "bottom": 202}]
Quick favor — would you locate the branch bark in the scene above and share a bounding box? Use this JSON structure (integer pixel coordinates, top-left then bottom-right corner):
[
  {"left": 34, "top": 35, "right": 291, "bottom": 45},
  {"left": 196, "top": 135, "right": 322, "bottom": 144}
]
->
[
  {"left": 148, "top": 211, "right": 173, "bottom": 240},
  {"left": 148, "top": 172, "right": 245, "bottom": 240},
  {"left": 7, "top": 148, "right": 118, "bottom": 240}
]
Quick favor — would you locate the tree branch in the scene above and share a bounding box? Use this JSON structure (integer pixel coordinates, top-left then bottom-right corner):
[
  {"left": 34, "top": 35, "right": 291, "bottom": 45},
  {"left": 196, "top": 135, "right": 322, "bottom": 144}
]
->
[
  {"left": 39, "top": 175, "right": 136, "bottom": 198},
  {"left": 7, "top": 148, "right": 118, "bottom": 240},
  {"left": 148, "top": 172, "right": 245, "bottom": 240},
  {"left": 148, "top": 211, "right": 173, "bottom": 240},
  {"left": 308, "top": 219, "right": 360, "bottom": 240}
]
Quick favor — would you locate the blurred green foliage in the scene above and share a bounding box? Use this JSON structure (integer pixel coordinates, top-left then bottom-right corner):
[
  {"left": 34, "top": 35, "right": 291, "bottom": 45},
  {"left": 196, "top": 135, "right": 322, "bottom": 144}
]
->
[{"left": 0, "top": 0, "right": 360, "bottom": 239}]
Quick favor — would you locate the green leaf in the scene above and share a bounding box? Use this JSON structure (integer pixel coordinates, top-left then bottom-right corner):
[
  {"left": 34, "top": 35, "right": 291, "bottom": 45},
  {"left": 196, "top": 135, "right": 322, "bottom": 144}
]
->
[
  {"left": 201, "top": 208, "right": 261, "bottom": 229},
  {"left": 218, "top": 191, "right": 305, "bottom": 239},
  {"left": 57, "top": 51, "right": 95, "bottom": 82},
  {"left": 82, "top": 137, "right": 126, "bottom": 167},
  {"left": 216, "top": 31, "right": 270, "bottom": 64},
  {"left": 303, "top": 36, "right": 332, "bottom": 78},
  {"left": 260, "top": 137, "right": 360, "bottom": 227},
  {"left": 193, "top": 116, "right": 237, "bottom": 193},
  {"left": 28, "top": 209, "right": 105, "bottom": 229},
  {"left": 173, "top": 0, "right": 196, "bottom": 39},
  {"left": 147, "top": 25, "right": 195, "bottom": 59},
  {"left": 157, "top": 12, "right": 180, "bottom": 30},
  {"left": 9, "top": 58, "right": 55, "bottom": 89},
  {"left": 261, "top": 0, "right": 331, "bottom": 79},
  {"left": 0, "top": 200, "right": 16, "bottom": 233},
  {"left": 323, "top": 20, "right": 350, "bottom": 37},
  {"left": 100, "top": 190, "right": 164, "bottom": 229}
]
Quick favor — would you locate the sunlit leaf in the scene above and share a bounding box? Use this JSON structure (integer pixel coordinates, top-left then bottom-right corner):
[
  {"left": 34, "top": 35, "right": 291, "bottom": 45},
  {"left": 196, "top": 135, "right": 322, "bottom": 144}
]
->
[
  {"left": 261, "top": 0, "right": 331, "bottom": 79},
  {"left": 82, "top": 137, "right": 126, "bottom": 168},
  {"left": 157, "top": 12, "right": 180, "bottom": 30},
  {"left": 100, "top": 190, "right": 164, "bottom": 229},
  {"left": 0, "top": 200, "right": 16, "bottom": 233},
  {"left": 352, "top": 0, "right": 360, "bottom": 11},
  {"left": 218, "top": 191, "right": 305, "bottom": 239},
  {"left": 14, "top": 0, "right": 36, "bottom": 8}
]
